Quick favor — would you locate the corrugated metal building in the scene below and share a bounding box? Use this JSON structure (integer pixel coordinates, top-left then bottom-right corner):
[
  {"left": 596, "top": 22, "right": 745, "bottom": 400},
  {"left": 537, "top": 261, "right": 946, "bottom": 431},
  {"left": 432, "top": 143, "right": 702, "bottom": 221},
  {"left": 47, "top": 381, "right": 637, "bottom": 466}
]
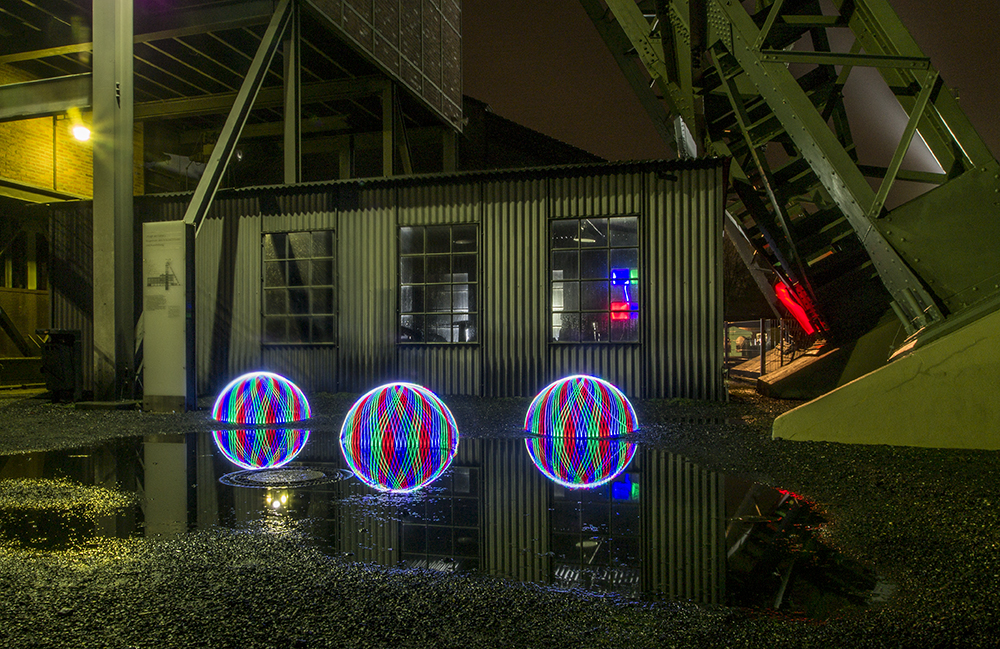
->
[{"left": 49, "top": 158, "right": 727, "bottom": 400}]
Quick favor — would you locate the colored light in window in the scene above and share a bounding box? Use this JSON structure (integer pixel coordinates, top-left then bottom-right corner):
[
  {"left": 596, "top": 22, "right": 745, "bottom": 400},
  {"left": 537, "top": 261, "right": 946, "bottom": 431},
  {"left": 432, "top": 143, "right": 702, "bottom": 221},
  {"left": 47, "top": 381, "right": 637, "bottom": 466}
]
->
[
  {"left": 211, "top": 371, "right": 311, "bottom": 424},
  {"left": 611, "top": 268, "right": 631, "bottom": 285},
  {"left": 524, "top": 375, "right": 639, "bottom": 437},
  {"left": 610, "top": 302, "right": 637, "bottom": 321},
  {"left": 774, "top": 282, "right": 816, "bottom": 335},
  {"left": 525, "top": 435, "right": 637, "bottom": 489},
  {"left": 212, "top": 428, "right": 310, "bottom": 470},
  {"left": 340, "top": 382, "right": 459, "bottom": 493}
]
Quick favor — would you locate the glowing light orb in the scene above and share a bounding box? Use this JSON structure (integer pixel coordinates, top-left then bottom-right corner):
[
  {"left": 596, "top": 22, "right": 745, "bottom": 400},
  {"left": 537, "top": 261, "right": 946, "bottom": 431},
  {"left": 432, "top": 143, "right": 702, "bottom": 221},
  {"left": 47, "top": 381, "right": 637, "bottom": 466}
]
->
[
  {"left": 524, "top": 375, "right": 638, "bottom": 437},
  {"left": 525, "top": 435, "right": 637, "bottom": 488},
  {"left": 340, "top": 382, "right": 459, "bottom": 493},
  {"left": 211, "top": 371, "right": 311, "bottom": 425},
  {"left": 212, "top": 428, "right": 310, "bottom": 470}
]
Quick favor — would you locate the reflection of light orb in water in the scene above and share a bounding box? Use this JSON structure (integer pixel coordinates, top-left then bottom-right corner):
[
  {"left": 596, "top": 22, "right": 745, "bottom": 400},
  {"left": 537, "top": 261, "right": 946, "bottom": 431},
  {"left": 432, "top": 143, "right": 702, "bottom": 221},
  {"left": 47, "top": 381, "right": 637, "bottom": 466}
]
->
[
  {"left": 524, "top": 375, "right": 638, "bottom": 437},
  {"left": 212, "top": 429, "right": 310, "bottom": 470},
  {"left": 211, "top": 371, "right": 311, "bottom": 424},
  {"left": 340, "top": 382, "right": 459, "bottom": 493},
  {"left": 526, "top": 435, "right": 637, "bottom": 489}
]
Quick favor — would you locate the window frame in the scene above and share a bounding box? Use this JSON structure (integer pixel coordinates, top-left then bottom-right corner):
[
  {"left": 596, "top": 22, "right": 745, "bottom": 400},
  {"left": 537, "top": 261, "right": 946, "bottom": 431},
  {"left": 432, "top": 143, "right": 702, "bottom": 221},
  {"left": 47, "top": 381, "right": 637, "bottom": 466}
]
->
[
  {"left": 398, "top": 223, "right": 480, "bottom": 345},
  {"left": 260, "top": 229, "right": 338, "bottom": 346},
  {"left": 548, "top": 214, "right": 641, "bottom": 345}
]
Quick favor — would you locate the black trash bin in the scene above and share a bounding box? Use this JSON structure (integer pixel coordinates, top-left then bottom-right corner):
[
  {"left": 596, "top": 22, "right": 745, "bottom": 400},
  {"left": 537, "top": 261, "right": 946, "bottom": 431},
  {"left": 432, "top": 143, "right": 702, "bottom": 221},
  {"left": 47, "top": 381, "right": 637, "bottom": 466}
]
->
[{"left": 36, "top": 329, "right": 82, "bottom": 402}]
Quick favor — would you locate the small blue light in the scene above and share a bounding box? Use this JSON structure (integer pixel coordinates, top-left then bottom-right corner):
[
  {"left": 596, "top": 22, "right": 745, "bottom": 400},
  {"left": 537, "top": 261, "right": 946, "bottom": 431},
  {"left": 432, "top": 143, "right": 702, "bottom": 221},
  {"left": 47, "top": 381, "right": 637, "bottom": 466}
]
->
[
  {"left": 611, "top": 268, "right": 631, "bottom": 285},
  {"left": 611, "top": 480, "right": 631, "bottom": 500}
]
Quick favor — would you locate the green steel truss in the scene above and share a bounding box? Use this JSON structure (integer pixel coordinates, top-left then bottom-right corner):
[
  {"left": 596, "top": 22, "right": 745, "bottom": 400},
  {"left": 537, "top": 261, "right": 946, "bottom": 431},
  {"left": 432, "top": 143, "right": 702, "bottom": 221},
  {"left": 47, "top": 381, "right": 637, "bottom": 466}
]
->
[{"left": 586, "top": 0, "right": 1000, "bottom": 340}]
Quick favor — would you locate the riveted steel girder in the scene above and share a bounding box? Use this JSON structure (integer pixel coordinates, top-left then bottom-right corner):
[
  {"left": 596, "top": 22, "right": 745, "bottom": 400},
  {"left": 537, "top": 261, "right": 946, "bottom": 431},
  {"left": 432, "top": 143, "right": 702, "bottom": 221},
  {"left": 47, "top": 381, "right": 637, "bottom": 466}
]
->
[{"left": 183, "top": 0, "right": 293, "bottom": 236}]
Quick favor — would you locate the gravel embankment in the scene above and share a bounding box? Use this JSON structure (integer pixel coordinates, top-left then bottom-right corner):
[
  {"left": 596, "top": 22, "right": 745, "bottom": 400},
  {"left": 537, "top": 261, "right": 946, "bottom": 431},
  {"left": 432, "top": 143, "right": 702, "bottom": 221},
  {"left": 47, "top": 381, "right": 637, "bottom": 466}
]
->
[{"left": 1, "top": 385, "right": 998, "bottom": 648}]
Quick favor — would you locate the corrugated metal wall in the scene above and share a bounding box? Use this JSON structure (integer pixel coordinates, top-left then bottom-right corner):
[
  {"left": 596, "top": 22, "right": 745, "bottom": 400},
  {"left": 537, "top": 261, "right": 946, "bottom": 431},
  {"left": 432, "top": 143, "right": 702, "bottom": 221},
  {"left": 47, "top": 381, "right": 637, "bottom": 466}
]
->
[
  {"left": 480, "top": 438, "right": 551, "bottom": 583},
  {"left": 640, "top": 449, "right": 726, "bottom": 603},
  {"left": 644, "top": 166, "right": 726, "bottom": 400},
  {"left": 49, "top": 160, "right": 725, "bottom": 400}
]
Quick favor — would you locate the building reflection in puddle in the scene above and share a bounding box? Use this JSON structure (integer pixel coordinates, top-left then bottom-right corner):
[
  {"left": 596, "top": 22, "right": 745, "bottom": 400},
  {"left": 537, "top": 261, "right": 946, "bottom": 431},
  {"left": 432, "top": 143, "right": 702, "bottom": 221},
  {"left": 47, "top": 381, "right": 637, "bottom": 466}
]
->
[{"left": 0, "top": 434, "right": 879, "bottom": 616}]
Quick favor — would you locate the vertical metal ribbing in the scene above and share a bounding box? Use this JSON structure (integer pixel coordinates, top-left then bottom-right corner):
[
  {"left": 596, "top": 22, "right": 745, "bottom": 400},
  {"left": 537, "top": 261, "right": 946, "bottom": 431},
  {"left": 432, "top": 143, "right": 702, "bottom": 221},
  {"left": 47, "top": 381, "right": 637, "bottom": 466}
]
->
[{"left": 482, "top": 178, "right": 547, "bottom": 397}]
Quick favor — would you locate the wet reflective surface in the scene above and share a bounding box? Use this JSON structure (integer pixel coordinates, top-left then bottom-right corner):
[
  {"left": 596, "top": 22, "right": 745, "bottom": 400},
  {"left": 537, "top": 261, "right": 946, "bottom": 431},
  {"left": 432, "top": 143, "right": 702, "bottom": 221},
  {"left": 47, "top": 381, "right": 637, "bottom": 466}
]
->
[{"left": 0, "top": 431, "right": 880, "bottom": 618}]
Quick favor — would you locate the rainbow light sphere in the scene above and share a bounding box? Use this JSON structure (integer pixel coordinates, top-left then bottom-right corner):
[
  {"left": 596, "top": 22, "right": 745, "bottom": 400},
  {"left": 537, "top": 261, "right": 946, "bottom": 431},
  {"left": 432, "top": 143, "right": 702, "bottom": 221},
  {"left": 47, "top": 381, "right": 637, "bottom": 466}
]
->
[
  {"left": 526, "top": 435, "right": 637, "bottom": 489},
  {"left": 212, "top": 428, "right": 310, "bottom": 470},
  {"left": 340, "top": 382, "right": 459, "bottom": 493},
  {"left": 524, "top": 375, "right": 638, "bottom": 437},
  {"left": 211, "top": 371, "right": 311, "bottom": 425}
]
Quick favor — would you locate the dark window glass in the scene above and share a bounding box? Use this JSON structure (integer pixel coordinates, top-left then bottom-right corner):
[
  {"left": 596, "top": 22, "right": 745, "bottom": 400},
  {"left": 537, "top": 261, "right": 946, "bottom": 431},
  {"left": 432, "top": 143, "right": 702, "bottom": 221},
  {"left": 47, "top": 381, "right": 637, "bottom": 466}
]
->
[
  {"left": 550, "top": 217, "right": 639, "bottom": 343},
  {"left": 399, "top": 225, "right": 478, "bottom": 344},
  {"left": 262, "top": 230, "right": 337, "bottom": 345}
]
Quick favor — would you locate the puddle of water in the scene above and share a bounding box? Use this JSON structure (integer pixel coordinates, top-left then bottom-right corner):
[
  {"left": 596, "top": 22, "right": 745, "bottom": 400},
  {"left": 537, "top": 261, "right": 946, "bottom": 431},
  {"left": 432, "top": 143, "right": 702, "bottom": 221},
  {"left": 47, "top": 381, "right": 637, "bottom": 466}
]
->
[{"left": 0, "top": 432, "right": 880, "bottom": 618}]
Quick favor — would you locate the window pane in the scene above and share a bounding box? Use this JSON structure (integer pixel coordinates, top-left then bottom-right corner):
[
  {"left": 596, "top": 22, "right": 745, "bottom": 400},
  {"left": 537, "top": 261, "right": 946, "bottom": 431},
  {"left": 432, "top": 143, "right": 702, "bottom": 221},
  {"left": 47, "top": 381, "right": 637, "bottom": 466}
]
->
[
  {"left": 426, "top": 226, "right": 451, "bottom": 253},
  {"left": 264, "top": 290, "right": 286, "bottom": 315},
  {"left": 287, "top": 258, "right": 306, "bottom": 286},
  {"left": 263, "top": 234, "right": 282, "bottom": 260},
  {"left": 611, "top": 316, "right": 639, "bottom": 342},
  {"left": 580, "top": 249, "right": 608, "bottom": 280},
  {"left": 553, "top": 312, "right": 580, "bottom": 341},
  {"left": 552, "top": 281, "right": 579, "bottom": 311},
  {"left": 579, "top": 218, "right": 608, "bottom": 248},
  {"left": 289, "top": 288, "right": 309, "bottom": 314},
  {"left": 610, "top": 248, "right": 638, "bottom": 273},
  {"left": 289, "top": 317, "right": 309, "bottom": 343},
  {"left": 609, "top": 217, "right": 638, "bottom": 247},
  {"left": 426, "top": 285, "right": 451, "bottom": 312},
  {"left": 400, "top": 285, "right": 424, "bottom": 313},
  {"left": 580, "top": 281, "right": 608, "bottom": 311},
  {"left": 400, "top": 227, "right": 423, "bottom": 254},
  {"left": 452, "top": 254, "right": 477, "bottom": 282},
  {"left": 312, "top": 259, "right": 333, "bottom": 286},
  {"left": 453, "top": 283, "right": 472, "bottom": 313},
  {"left": 581, "top": 312, "right": 610, "bottom": 342},
  {"left": 400, "top": 315, "right": 424, "bottom": 341},
  {"left": 550, "top": 220, "right": 578, "bottom": 249},
  {"left": 315, "top": 231, "right": 334, "bottom": 257},
  {"left": 551, "top": 250, "right": 578, "bottom": 280},
  {"left": 264, "top": 261, "right": 285, "bottom": 287},
  {"left": 311, "top": 288, "right": 333, "bottom": 314},
  {"left": 426, "top": 256, "right": 451, "bottom": 283},
  {"left": 400, "top": 257, "right": 424, "bottom": 284},
  {"left": 311, "top": 316, "right": 335, "bottom": 343},
  {"left": 288, "top": 232, "right": 313, "bottom": 259},
  {"left": 454, "top": 313, "right": 476, "bottom": 342},
  {"left": 426, "top": 315, "right": 452, "bottom": 342},
  {"left": 264, "top": 317, "right": 286, "bottom": 343},
  {"left": 453, "top": 225, "right": 477, "bottom": 252}
]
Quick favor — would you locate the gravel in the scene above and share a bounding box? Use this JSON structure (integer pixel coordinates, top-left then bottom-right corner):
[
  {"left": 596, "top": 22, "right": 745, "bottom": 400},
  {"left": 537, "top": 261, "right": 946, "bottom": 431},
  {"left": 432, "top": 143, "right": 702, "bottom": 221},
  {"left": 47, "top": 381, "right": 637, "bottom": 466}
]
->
[{"left": 1, "top": 383, "right": 999, "bottom": 648}]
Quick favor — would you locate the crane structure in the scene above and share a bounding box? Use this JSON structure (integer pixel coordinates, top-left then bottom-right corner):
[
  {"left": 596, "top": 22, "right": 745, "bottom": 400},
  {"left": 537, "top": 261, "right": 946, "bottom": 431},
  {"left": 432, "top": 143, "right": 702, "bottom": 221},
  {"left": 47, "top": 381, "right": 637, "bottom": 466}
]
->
[
  {"left": 584, "top": 0, "right": 999, "bottom": 340},
  {"left": 583, "top": 0, "right": 1000, "bottom": 447}
]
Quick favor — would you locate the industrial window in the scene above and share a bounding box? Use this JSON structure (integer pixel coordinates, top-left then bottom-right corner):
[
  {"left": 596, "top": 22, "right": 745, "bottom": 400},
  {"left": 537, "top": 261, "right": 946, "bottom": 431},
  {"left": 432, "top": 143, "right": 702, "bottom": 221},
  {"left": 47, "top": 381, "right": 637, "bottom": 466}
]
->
[
  {"left": 262, "top": 231, "right": 336, "bottom": 344},
  {"left": 550, "top": 216, "right": 639, "bottom": 343},
  {"left": 399, "top": 224, "right": 478, "bottom": 343}
]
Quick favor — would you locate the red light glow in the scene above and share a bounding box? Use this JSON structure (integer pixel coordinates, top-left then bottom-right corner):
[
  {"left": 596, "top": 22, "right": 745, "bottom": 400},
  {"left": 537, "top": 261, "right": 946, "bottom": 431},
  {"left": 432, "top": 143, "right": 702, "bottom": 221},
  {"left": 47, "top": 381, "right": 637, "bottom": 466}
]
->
[{"left": 774, "top": 283, "right": 816, "bottom": 335}]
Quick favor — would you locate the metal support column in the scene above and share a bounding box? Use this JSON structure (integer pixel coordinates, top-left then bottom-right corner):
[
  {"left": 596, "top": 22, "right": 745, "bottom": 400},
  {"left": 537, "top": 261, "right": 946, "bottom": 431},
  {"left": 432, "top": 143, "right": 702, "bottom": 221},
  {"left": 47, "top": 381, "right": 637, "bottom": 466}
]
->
[
  {"left": 92, "top": 0, "right": 134, "bottom": 400},
  {"left": 283, "top": 0, "right": 301, "bottom": 185},
  {"left": 381, "top": 85, "right": 394, "bottom": 177},
  {"left": 183, "top": 0, "right": 293, "bottom": 235}
]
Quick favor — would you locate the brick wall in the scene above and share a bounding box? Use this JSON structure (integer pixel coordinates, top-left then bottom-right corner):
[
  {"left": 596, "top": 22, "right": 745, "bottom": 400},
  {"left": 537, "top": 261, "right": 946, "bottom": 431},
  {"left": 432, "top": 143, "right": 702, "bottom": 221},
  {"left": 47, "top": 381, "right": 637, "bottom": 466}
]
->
[{"left": 0, "top": 63, "right": 145, "bottom": 198}]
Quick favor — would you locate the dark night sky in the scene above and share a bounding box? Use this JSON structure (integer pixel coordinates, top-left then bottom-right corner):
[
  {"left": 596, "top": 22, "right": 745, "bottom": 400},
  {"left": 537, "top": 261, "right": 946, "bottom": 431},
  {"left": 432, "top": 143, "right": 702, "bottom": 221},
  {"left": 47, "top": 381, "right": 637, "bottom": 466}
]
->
[{"left": 462, "top": 0, "right": 1000, "bottom": 164}]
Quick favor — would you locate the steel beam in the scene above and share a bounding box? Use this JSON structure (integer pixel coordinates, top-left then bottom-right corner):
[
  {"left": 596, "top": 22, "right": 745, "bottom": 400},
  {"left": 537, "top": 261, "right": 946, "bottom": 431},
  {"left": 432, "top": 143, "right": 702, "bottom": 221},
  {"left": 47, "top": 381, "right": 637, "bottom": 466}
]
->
[
  {"left": 715, "top": 1, "right": 943, "bottom": 332},
  {"left": 283, "top": 1, "right": 301, "bottom": 184},
  {"left": 0, "top": 74, "right": 91, "bottom": 123},
  {"left": 183, "top": 0, "right": 293, "bottom": 236},
  {"left": 0, "top": 0, "right": 274, "bottom": 65}
]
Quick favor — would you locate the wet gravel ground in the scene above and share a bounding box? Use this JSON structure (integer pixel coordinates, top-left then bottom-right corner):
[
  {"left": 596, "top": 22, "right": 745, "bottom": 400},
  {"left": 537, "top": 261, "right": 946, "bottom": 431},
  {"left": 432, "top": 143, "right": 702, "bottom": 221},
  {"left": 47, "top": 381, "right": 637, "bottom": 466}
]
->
[{"left": 1, "top": 383, "right": 999, "bottom": 648}]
